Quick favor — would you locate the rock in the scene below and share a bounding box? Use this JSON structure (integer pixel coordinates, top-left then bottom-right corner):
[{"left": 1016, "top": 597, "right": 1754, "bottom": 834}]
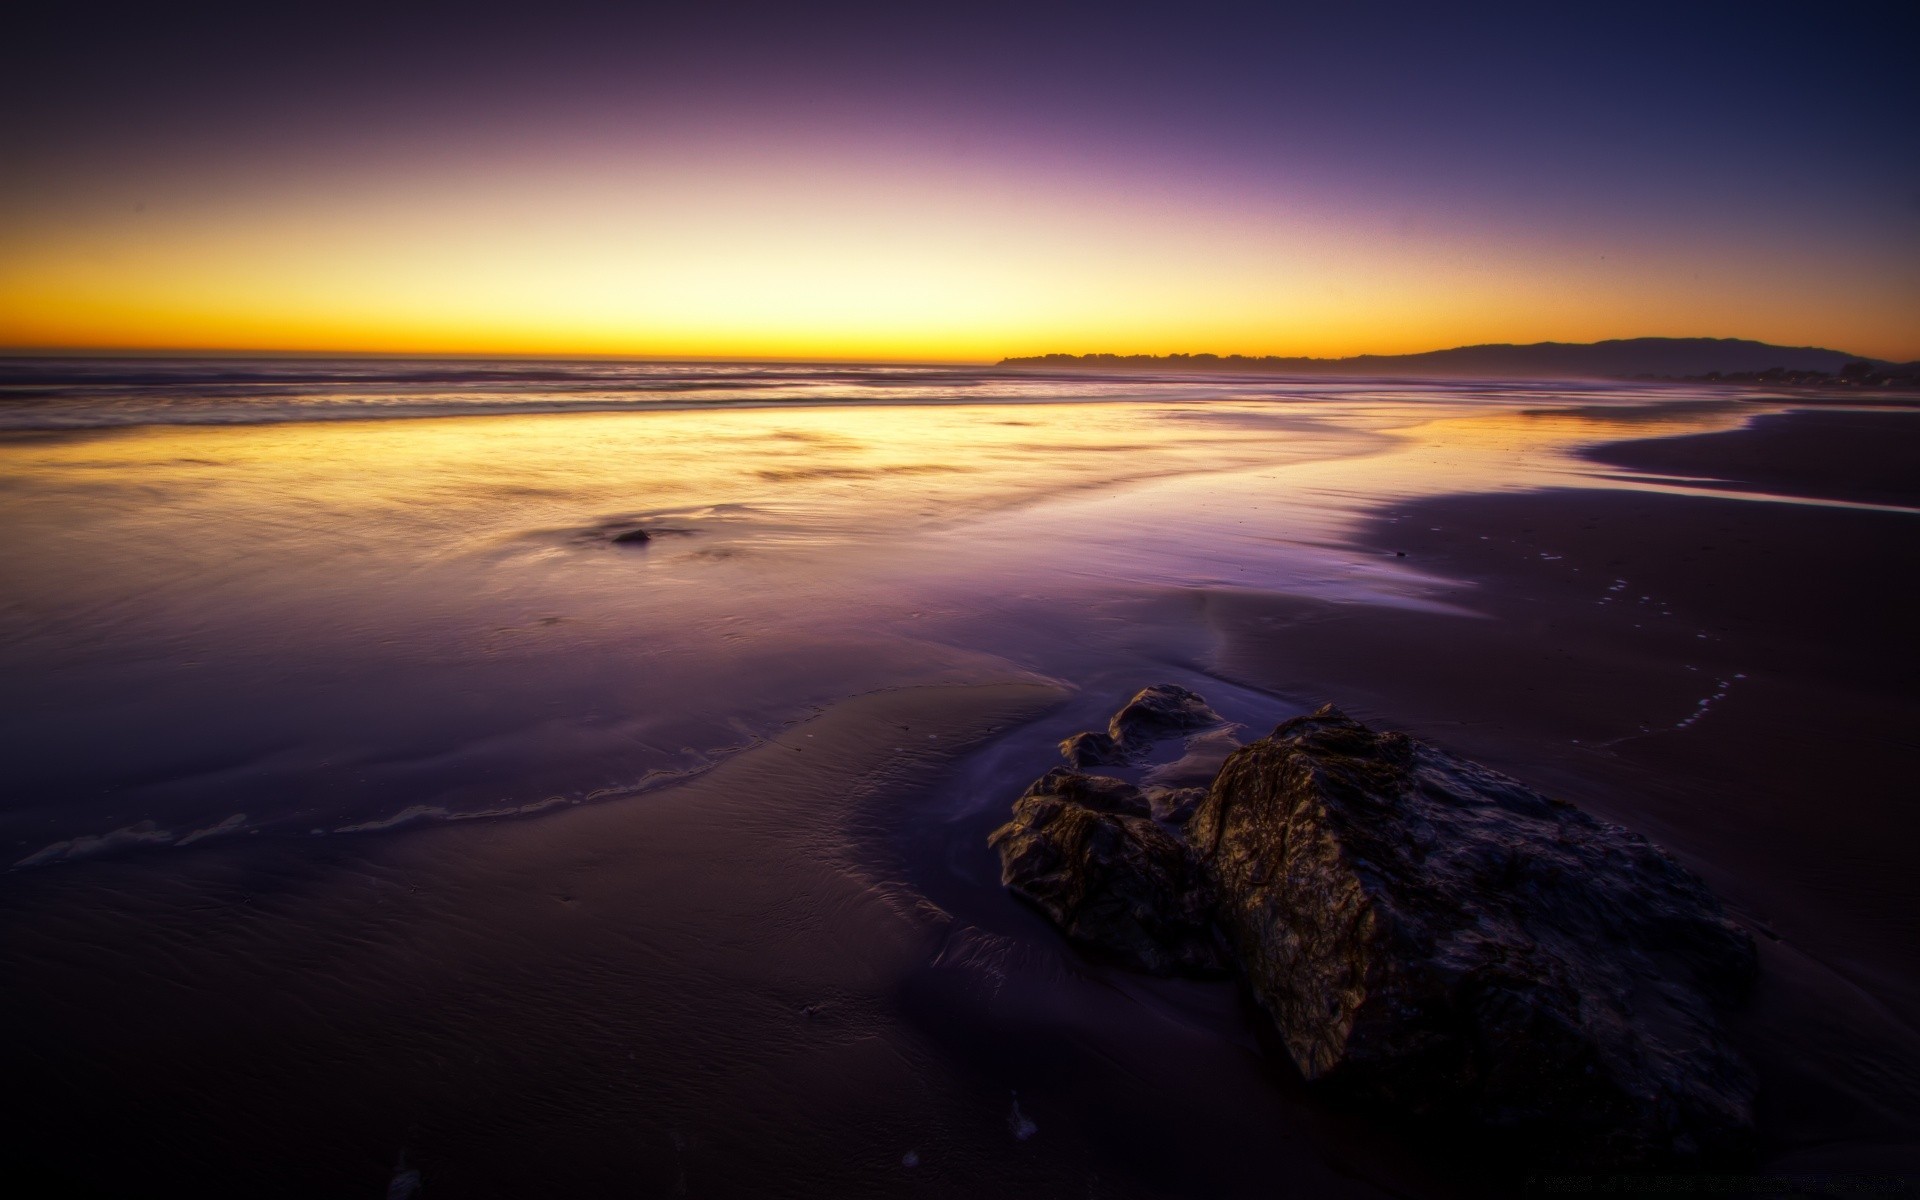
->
[
  {"left": 1059, "top": 730, "right": 1123, "bottom": 768},
  {"left": 1145, "top": 786, "right": 1207, "bottom": 826},
  {"left": 989, "top": 769, "right": 1222, "bottom": 975},
  {"left": 612, "top": 528, "right": 652, "bottom": 544},
  {"left": 1187, "top": 704, "right": 1757, "bottom": 1167},
  {"left": 1108, "top": 684, "right": 1222, "bottom": 744},
  {"left": 1058, "top": 684, "right": 1224, "bottom": 767}
]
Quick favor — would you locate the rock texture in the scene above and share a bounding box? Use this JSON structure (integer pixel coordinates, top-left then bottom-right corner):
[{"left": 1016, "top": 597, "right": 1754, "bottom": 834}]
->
[
  {"left": 1109, "top": 684, "right": 1222, "bottom": 743},
  {"left": 1145, "top": 786, "right": 1207, "bottom": 826},
  {"left": 997, "top": 692, "right": 1760, "bottom": 1168},
  {"left": 1189, "top": 705, "right": 1757, "bottom": 1165},
  {"left": 1058, "top": 730, "right": 1124, "bottom": 768},
  {"left": 1058, "top": 684, "right": 1222, "bottom": 766},
  {"left": 988, "top": 769, "right": 1222, "bottom": 975}
]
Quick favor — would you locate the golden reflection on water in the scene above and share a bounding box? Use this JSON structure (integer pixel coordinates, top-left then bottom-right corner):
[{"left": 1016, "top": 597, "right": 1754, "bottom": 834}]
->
[
  {"left": 0, "top": 386, "right": 1793, "bottom": 855},
  {"left": 0, "top": 394, "right": 1769, "bottom": 627},
  {"left": 3, "top": 402, "right": 1338, "bottom": 546},
  {"left": 1341, "top": 402, "right": 1753, "bottom": 493},
  {"left": 5, "top": 393, "right": 1748, "bottom": 518}
]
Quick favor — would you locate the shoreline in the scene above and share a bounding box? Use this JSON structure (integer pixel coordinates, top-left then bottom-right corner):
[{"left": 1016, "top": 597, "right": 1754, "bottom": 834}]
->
[
  {"left": 1581, "top": 406, "right": 1920, "bottom": 509},
  {"left": 1191, "top": 405, "right": 1920, "bottom": 1175},
  {"left": 4, "top": 392, "right": 1916, "bottom": 1193}
]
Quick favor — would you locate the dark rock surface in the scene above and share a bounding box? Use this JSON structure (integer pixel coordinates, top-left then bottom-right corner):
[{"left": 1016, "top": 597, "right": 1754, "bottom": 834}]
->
[
  {"left": 1058, "top": 730, "right": 1123, "bottom": 768},
  {"left": 996, "top": 690, "right": 1761, "bottom": 1168},
  {"left": 1188, "top": 705, "right": 1757, "bottom": 1166},
  {"left": 1108, "top": 684, "right": 1222, "bottom": 743},
  {"left": 1145, "top": 786, "right": 1206, "bottom": 826},
  {"left": 1058, "top": 684, "right": 1223, "bottom": 766},
  {"left": 988, "top": 769, "right": 1222, "bottom": 975},
  {"left": 611, "top": 528, "right": 653, "bottom": 544}
]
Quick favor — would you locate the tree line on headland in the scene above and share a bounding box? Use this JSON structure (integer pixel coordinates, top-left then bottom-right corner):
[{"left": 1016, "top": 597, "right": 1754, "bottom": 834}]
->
[{"left": 998, "top": 338, "right": 1919, "bottom": 386}]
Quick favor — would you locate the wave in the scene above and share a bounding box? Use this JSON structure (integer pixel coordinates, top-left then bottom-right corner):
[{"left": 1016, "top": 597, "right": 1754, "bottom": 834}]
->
[{"left": 0, "top": 355, "right": 1589, "bottom": 433}]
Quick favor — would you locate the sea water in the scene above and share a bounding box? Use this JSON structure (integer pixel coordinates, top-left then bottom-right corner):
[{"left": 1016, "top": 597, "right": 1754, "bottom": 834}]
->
[{"left": 0, "top": 358, "right": 1740, "bottom": 866}]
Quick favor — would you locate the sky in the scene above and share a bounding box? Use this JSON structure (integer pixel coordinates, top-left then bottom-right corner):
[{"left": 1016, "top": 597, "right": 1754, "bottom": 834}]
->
[{"left": 3, "top": 0, "right": 1915, "bottom": 361}]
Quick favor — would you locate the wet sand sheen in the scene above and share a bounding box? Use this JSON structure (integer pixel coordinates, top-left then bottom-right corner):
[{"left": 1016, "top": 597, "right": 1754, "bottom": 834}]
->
[
  {"left": 6, "top": 686, "right": 1065, "bottom": 1195},
  {"left": 1, "top": 682, "right": 1446, "bottom": 1197},
  {"left": 5, "top": 386, "right": 1917, "bottom": 1194},
  {"left": 0, "top": 397, "right": 1398, "bottom": 860}
]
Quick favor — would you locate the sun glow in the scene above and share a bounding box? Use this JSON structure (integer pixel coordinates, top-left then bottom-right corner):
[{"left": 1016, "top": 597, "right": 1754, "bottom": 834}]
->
[{"left": 5, "top": 137, "right": 1915, "bottom": 361}]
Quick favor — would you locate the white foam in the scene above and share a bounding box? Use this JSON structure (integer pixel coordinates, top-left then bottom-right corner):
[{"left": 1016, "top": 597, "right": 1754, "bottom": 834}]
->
[
  {"left": 334, "top": 804, "right": 450, "bottom": 834},
  {"left": 176, "top": 812, "right": 250, "bottom": 846},
  {"left": 13, "top": 820, "right": 175, "bottom": 869},
  {"left": 1673, "top": 678, "right": 1738, "bottom": 731},
  {"left": 332, "top": 794, "right": 574, "bottom": 835}
]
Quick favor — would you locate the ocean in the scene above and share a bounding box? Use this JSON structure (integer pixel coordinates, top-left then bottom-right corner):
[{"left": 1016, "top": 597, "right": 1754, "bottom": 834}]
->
[
  {"left": 0, "top": 358, "right": 1694, "bottom": 863},
  {"left": 4, "top": 358, "right": 1914, "bottom": 1196}
]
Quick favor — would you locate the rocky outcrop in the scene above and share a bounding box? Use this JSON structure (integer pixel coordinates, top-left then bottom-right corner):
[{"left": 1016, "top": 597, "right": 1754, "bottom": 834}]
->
[
  {"left": 997, "top": 694, "right": 1760, "bottom": 1168},
  {"left": 1145, "top": 786, "right": 1206, "bottom": 826},
  {"left": 1191, "top": 705, "right": 1756, "bottom": 1164},
  {"left": 1110, "top": 684, "right": 1222, "bottom": 742},
  {"left": 988, "top": 769, "right": 1222, "bottom": 976},
  {"left": 1058, "top": 684, "right": 1222, "bottom": 766},
  {"left": 1058, "top": 730, "right": 1124, "bottom": 768}
]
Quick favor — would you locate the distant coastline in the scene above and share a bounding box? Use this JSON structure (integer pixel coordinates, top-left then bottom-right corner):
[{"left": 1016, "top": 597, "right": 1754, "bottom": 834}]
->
[{"left": 999, "top": 337, "right": 1920, "bottom": 385}]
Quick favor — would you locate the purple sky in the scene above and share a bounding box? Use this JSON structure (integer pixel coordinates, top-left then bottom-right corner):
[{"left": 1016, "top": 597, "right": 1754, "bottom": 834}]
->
[{"left": 4, "top": 1, "right": 1915, "bottom": 358}]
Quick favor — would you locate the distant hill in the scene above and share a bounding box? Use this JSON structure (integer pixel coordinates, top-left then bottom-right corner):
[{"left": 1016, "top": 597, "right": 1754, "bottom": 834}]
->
[{"left": 998, "top": 338, "right": 1893, "bottom": 380}]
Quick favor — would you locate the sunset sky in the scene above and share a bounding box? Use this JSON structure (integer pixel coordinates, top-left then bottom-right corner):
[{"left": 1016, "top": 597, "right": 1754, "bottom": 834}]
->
[{"left": 4, "top": 1, "right": 1915, "bottom": 361}]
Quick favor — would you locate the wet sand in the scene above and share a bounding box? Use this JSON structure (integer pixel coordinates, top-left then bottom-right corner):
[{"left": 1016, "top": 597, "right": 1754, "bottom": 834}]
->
[
  {"left": 1204, "top": 407, "right": 1920, "bottom": 1175},
  {"left": 3, "top": 683, "right": 1454, "bottom": 1198},
  {"left": 1582, "top": 406, "right": 1920, "bottom": 508},
  {"left": 5, "top": 393, "right": 1917, "bottom": 1195}
]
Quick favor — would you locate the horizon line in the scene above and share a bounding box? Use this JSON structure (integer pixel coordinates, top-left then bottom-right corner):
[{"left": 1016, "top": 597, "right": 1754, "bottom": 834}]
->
[{"left": 0, "top": 332, "right": 1889, "bottom": 366}]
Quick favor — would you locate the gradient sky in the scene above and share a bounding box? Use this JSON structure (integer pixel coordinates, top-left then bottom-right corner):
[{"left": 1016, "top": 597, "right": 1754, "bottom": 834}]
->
[{"left": 4, "top": 0, "right": 1915, "bottom": 360}]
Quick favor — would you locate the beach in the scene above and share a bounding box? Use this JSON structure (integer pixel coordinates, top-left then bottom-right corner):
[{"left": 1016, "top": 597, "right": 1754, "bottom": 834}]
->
[{"left": 2, "top": 365, "right": 1915, "bottom": 1195}]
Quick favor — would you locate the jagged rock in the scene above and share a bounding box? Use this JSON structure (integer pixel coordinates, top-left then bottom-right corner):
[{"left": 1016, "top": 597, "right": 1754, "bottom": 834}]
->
[
  {"left": 1108, "top": 684, "right": 1222, "bottom": 743},
  {"left": 989, "top": 769, "right": 1222, "bottom": 975},
  {"left": 611, "top": 528, "right": 652, "bottom": 545},
  {"left": 1187, "top": 705, "right": 1758, "bottom": 1166},
  {"left": 1058, "top": 684, "right": 1224, "bottom": 766},
  {"left": 1145, "top": 786, "right": 1207, "bottom": 825},
  {"left": 1059, "top": 730, "right": 1123, "bottom": 768}
]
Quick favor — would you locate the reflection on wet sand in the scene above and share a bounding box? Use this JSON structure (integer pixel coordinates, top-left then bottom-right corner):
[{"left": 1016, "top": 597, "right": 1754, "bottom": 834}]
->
[
  {"left": 0, "top": 388, "right": 1813, "bottom": 859},
  {"left": 6, "top": 378, "right": 1915, "bottom": 1195}
]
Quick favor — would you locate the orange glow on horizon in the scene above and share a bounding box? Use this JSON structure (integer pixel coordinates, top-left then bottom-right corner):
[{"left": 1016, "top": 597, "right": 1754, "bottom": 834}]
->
[{"left": 5, "top": 144, "right": 1915, "bottom": 363}]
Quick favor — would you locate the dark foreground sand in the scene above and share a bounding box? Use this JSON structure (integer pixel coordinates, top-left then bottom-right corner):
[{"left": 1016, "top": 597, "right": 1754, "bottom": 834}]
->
[
  {"left": 1, "top": 684, "right": 1454, "bottom": 1197},
  {"left": 4, "top": 404, "right": 1916, "bottom": 1196},
  {"left": 1582, "top": 406, "right": 1920, "bottom": 508}
]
